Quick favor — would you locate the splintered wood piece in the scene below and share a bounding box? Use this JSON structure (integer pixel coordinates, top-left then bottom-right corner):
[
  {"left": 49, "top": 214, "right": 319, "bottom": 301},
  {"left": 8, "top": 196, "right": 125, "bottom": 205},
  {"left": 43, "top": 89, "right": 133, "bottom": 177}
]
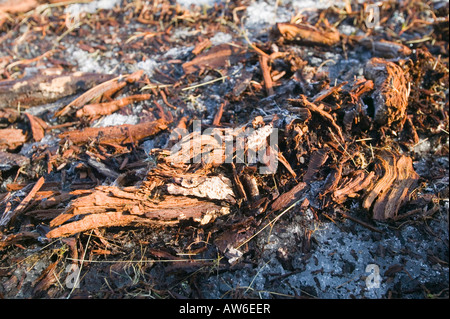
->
[
  {"left": 271, "top": 182, "right": 307, "bottom": 212},
  {"left": 182, "top": 43, "right": 246, "bottom": 74},
  {"left": 76, "top": 94, "right": 152, "bottom": 118},
  {"left": 259, "top": 55, "right": 274, "bottom": 96},
  {"left": 0, "top": 128, "right": 27, "bottom": 151},
  {"left": 0, "top": 72, "right": 114, "bottom": 109},
  {"left": 0, "top": 0, "right": 38, "bottom": 15},
  {"left": 320, "top": 163, "right": 343, "bottom": 196},
  {"left": 333, "top": 170, "right": 375, "bottom": 203},
  {"left": 24, "top": 113, "right": 48, "bottom": 142},
  {"left": 0, "top": 177, "right": 45, "bottom": 227},
  {"left": 144, "top": 196, "right": 230, "bottom": 225},
  {"left": 372, "top": 155, "right": 419, "bottom": 220},
  {"left": 364, "top": 58, "right": 409, "bottom": 127},
  {"left": 277, "top": 23, "right": 340, "bottom": 46},
  {"left": 290, "top": 95, "right": 345, "bottom": 143},
  {"left": 0, "top": 231, "right": 39, "bottom": 250},
  {"left": 46, "top": 211, "right": 139, "bottom": 238},
  {"left": 303, "top": 148, "right": 329, "bottom": 183},
  {"left": 362, "top": 154, "right": 397, "bottom": 211},
  {"left": 0, "top": 151, "right": 30, "bottom": 171},
  {"left": 192, "top": 38, "right": 212, "bottom": 55},
  {"left": 358, "top": 38, "right": 412, "bottom": 59},
  {"left": 55, "top": 70, "right": 143, "bottom": 117},
  {"left": 58, "top": 118, "right": 169, "bottom": 145}
]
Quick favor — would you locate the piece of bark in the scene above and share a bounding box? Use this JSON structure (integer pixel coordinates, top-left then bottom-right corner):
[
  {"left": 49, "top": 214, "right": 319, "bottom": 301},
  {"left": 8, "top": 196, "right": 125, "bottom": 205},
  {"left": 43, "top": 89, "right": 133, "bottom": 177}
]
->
[
  {"left": 372, "top": 155, "right": 419, "bottom": 220},
  {"left": 303, "top": 148, "right": 329, "bottom": 183},
  {"left": 144, "top": 196, "right": 230, "bottom": 225},
  {"left": 32, "top": 260, "right": 59, "bottom": 295},
  {"left": 182, "top": 43, "right": 246, "bottom": 74},
  {"left": 0, "top": 231, "right": 39, "bottom": 250},
  {"left": 364, "top": 58, "right": 409, "bottom": 127},
  {"left": 362, "top": 154, "right": 398, "bottom": 211},
  {"left": 75, "top": 94, "right": 152, "bottom": 118},
  {"left": 0, "top": 108, "right": 20, "bottom": 124},
  {"left": 192, "top": 38, "right": 212, "bottom": 55},
  {"left": 0, "top": 151, "right": 30, "bottom": 171},
  {"left": 58, "top": 118, "right": 169, "bottom": 145},
  {"left": 333, "top": 170, "right": 375, "bottom": 203},
  {"left": 0, "top": 72, "right": 114, "bottom": 109},
  {"left": 271, "top": 182, "right": 307, "bottom": 212},
  {"left": 46, "top": 195, "right": 230, "bottom": 238},
  {"left": 277, "top": 23, "right": 340, "bottom": 46},
  {"left": 55, "top": 71, "right": 143, "bottom": 117},
  {"left": 46, "top": 211, "right": 139, "bottom": 238},
  {"left": 0, "top": 128, "right": 27, "bottom": 151},
  {"left": 24, "top": 113, "right": 48, "bottom": 142},
  {"left": 320, "top": 163, "right": 343, "bottom": 196},
  {"left": 358, "top": 38, "right": 412, "bottom": 59},
  {"left": 259, "top": 55, "right": 274, "bottom": 96},
  {"left": 290, "top": 95, "right": 345, "bottom": 143},
  {"left": 0, "top": 177, "right": 45, "bottom": 227}
]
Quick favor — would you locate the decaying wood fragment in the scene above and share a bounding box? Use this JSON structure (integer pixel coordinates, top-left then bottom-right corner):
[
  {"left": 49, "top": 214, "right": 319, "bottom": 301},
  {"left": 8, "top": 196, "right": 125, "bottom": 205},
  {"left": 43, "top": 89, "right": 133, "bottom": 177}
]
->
[
  {"left": 0, "top": 151, "right": 29, "bottom": 171},
  {"left": 0, "top": 72, "right": 114, "bottom": 109},
  {"left": 271, "top": 182, "right": 307, "bottom": 212},
  {"left": 277, "top": 23, "right": 340, "bottom": 46},
  {"left": 46, "top": 211, "right": 140, "bottom": 238},
  {"left": 45, "top": 160, "right": 234, "bottom": 238},
  {"left": 24, "top": 113, "right": 48, "bottom": 142},
  {"left": 0, "top": 128, "right": 27, "bottom": 151},
  {"left": 259, "top": 55, "right": 274, "bottom": 96},
  {"left": 290, "top": 95, "right": 345, "bottom": 143},
  {"left": 303, "top": 148, "right": 329, "bottom": 183},
  {"left": 58, "top": 118, "right": 169, "bottom": 145},
  {"left": 182, "top": 43, "right": 246, "bottom": 74},
  {"left": 361, "top": 152, "right": 419, "bottom": 221},
  {"left": 0, "top": 177, "right": 45, "bottom": 227},
  {"left": 333, "top": 170, "right": 375, "bottom": 204},
  {"left": 166, "top": 175, "right": 235, "bottom": 202},
  {"left": 0, "top": 231, "right": 39, "bottom": 250},
  {"left": 362, "top": 154, "right": 397, "bottom": 212},
  {"left": 372, "top": 155, "right": 419, "bottom": 220},
  {"left": 76, "top": 94, "right": 152, "bottom": 119},
  {"left": 364, "top": 58, "right": 409, "bottom": 127},
  {"left": 55, "top": 71, "right": 143, "bottom": 117},
  {"left": 358, "top": 38, "right": 412, "bottom": 59}
]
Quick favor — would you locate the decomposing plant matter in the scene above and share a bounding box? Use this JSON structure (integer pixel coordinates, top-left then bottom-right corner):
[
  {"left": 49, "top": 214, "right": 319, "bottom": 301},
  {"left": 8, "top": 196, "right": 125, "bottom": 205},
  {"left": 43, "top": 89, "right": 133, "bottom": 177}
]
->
[{"left": 0, "top": 0, "right": 448, "bottom": 300}]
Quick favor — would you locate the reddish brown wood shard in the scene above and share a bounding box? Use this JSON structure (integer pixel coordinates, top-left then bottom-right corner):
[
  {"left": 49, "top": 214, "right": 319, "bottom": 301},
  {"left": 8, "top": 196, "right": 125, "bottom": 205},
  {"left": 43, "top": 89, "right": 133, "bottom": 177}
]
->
[
  {"left": 0, "top": 231, "right": 39, "bottom": 250},
  {"left": 358, "top": 38, "right": 412, "bottom": 59},
  {"left": 360, "top": 152, "right": 419, "bottom": 221},
  {"left": 182, "top": 43, "right": 246, "bottom": 74},
  {"left": 364, "top": 58, "right": 409, "bottom": 127},
  {"left": 372, "top": 155, "right": 419, "bottom": 220},
  {"left": 24, "top": 113, "right": 48, "bottom": 142},
  {"left": 277, "top": 23, "right": 340, "bottom": 46},
  {"left": 303, "top": 148, "right": 329, "bottom": 183},
  {"left": 333, "top": 170, "right": 375, "bottom": 204},
  {"left": 0, "top": 72, "right": 114, "bottom": 109},
  {"left": 362, "top": 154, "right": 398, "bottom": 212},
  {"left": 0, "top": 128, "right": 27, "bottom": 151},
  {"left": 58, "top": 118, "right": 169, "bottom": 145},
  {"left": 271, "top": 182, "right": 307, "bottom": 212},
  {"left": 46, "top": 211, "right": 139, "bottom": 238}
]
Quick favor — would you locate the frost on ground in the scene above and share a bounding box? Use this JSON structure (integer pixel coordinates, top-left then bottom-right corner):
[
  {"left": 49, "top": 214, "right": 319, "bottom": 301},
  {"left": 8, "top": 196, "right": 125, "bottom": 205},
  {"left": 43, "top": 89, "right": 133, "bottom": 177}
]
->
[{"left": 201, "top": 205, "right": 449, "bottom": 299}]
